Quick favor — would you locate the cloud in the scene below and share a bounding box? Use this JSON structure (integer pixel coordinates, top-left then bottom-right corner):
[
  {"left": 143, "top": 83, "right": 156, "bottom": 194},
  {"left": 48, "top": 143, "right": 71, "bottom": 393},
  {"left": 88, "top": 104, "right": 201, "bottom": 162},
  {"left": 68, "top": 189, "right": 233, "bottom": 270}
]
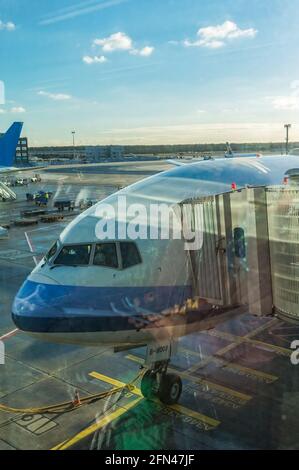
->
[
  {"left": 0, "top": 20, "right": 16, "bottom": 31},
  {"left": 83, "top": 55, "right": 107, "bottom": 64},
  {"left": 130, "top": 46, "right": 154, "bottom": 57},
  {"left": 0, "top": 108, "right": 6, "bottom": 114},
  {"left": 11, "top": 106, "right": 26, "bottom": 113},
  {"left": 99, "top": 122, "right": 286, "bottom": 145},
  {"left": 39, "top": 0, "right": 127, "bottom": 25},
  {"left": 93, "top": 31, "right": 154, "bottom": 57},
  {"left": 270, "top": 81, "right": 299, "bottom": 110},
  {"left": 271, "top": 96, "right": 299, "bottom": 111},
  {"left": 184, "top": 20, "right": 257, "bottom": 49},
  {"left": 38, "top": 90, "right": 72, "bottom": 100},
  {"left": 94, "top": 32, "right": 132, "bottom": 52}
]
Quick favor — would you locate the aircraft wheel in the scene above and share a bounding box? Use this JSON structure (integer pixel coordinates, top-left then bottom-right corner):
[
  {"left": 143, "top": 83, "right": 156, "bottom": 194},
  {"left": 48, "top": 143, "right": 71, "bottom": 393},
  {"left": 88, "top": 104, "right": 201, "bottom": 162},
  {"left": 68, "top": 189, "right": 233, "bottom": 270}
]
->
[
  {"left": 140, "top": 370, "right": 157, "bottom": 399},
  {"left": 158, "top": 373, "right": 182, "bottom": 405}
]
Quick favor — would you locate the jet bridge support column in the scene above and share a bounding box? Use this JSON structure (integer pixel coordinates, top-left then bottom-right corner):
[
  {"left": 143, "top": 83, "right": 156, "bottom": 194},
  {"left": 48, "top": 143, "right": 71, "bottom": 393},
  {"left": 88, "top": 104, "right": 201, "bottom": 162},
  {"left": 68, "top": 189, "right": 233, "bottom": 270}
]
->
[
  {"left": 245, "top": 187, "right": 273, "bottom": 316},
  {"left": 0, "top": 181, "right": 16, "bottom": 201}
]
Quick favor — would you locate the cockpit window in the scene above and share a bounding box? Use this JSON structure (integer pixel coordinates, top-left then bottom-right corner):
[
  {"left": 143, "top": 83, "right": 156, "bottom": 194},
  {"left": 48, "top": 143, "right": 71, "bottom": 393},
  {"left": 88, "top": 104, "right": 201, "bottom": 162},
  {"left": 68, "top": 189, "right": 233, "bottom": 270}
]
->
[
  {"left": 54, "top": 244, "right": 92, "bottom": 266},
  {"left": 93, "top": 243, "right": 118, "bottom": 268},
  {"left": 45, "top": 241, "right": 58, "bottom": 261},
  {"left": 120, "top": 242, "right": 142, "bottom": 269}
]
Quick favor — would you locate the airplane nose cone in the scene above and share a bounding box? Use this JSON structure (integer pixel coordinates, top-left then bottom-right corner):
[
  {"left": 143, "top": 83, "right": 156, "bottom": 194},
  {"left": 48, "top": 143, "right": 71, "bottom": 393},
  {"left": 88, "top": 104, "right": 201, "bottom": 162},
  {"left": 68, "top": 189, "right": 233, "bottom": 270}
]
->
[
  {"left": 11, "top": 276, "right": 122, "bottom": 335},
  {"left": 12, "top": 276, "right": 62, "bottom": 332}
]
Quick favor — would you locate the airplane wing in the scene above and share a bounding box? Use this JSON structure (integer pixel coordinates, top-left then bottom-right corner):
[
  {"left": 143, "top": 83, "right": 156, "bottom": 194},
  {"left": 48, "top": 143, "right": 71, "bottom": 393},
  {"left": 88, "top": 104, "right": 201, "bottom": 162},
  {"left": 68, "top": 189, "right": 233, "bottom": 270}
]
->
[
  {"left": 0, "top": 165, "right": 44, "bottom": 174},
  {"left": 167, "top": 159, "right": 187, "bottom": 166},
  {"left": 167, "top": 158, "right": 209, "bottom": 166}
]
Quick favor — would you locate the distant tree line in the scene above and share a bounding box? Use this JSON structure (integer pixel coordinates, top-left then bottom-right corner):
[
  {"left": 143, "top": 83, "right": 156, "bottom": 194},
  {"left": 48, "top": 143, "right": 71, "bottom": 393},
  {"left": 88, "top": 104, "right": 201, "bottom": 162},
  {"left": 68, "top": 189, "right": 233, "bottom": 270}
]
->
[
  {"left": 123, "top": 142, "right": 296, "bottom": 154},
  {"left": 29, "top": 141, "right": 299, "bottom": 157}
]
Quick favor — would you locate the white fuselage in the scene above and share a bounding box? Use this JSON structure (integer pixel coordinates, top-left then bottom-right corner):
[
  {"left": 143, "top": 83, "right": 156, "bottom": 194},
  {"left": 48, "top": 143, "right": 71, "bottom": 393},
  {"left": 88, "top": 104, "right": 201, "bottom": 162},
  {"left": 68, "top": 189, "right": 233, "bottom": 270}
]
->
[{"left": 12, "top": 155, "right": 299, "bottom": 346}]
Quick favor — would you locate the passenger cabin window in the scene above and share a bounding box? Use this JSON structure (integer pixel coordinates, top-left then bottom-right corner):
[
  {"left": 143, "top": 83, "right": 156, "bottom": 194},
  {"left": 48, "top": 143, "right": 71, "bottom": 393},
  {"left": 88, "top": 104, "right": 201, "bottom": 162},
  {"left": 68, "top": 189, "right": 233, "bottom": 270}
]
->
[
  {"left": 120, "top": 242, "right": 142, "bottom": 269},
  {"left": 54, "top": 244, "right": 92, "bottom": 266},
  {"left": 93, "top": 243, "right": 118, "bottom": 268}
]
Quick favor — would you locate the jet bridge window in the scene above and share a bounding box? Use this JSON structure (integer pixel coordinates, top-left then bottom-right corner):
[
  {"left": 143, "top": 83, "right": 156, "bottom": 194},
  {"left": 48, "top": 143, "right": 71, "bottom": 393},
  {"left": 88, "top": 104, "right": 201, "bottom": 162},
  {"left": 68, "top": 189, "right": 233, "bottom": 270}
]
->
[
  {"left": 234, "top": 227, "right": 246, "bottom": 259},
  {"left": 120, "top": 242, "right": 142, "bottom": 269},
  {"left": 93, "top": 243, "right": 118, "bottom": 268},
  {"left": 54, "top": 244, "right": 92, "bottom": 266}
]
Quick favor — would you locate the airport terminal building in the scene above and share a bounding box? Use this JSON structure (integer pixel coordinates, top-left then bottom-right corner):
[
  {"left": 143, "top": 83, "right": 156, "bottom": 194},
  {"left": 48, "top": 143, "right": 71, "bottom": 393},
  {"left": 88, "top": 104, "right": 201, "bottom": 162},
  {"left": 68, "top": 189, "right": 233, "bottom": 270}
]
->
[
  {"left": 15, "top": 137, "right": 29, "bottom": 164},
  {"left": 85, "top": 145, "right": 124, "bottom": 160},
  {"left": 29, "top": 145, "right": 124, "bottom": 162}
]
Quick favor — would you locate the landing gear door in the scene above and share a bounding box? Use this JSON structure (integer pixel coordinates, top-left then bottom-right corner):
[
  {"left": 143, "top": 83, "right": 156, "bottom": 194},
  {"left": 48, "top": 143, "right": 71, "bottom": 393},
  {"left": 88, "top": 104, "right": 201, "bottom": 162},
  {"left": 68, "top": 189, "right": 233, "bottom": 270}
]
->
[{"left": 145, "top": 340, "right": 178, "bottom": 367}]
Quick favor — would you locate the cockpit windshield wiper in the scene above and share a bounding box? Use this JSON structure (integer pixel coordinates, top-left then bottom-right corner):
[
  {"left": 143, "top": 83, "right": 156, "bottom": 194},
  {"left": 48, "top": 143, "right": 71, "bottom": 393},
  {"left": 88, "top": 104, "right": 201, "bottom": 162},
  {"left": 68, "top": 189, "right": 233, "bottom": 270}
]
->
[{"left": 50, "top": 264, "right": 79, "bottom": 270}]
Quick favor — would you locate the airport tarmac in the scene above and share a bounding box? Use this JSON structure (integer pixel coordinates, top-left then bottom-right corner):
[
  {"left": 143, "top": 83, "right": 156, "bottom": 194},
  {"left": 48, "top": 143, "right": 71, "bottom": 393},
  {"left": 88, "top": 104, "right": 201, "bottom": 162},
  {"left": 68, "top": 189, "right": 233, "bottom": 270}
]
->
[{"left": 0, "top": 161, "right": 299, "bottom": 450}]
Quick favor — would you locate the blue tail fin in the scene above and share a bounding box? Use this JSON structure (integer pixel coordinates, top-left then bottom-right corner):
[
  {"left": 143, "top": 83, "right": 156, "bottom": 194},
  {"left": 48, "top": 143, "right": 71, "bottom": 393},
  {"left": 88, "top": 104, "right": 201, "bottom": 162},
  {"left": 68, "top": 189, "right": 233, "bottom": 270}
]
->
[{"left": 0, "top": 122, "right": 23, "bottom": 167}]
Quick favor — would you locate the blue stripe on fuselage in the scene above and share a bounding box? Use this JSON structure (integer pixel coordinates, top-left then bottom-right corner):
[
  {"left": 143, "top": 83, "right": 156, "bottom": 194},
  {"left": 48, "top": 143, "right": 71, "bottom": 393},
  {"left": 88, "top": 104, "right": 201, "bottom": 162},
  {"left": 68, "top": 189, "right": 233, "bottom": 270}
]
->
[{"left": 12, "top": 280, "right": 192, "bottom": 333}]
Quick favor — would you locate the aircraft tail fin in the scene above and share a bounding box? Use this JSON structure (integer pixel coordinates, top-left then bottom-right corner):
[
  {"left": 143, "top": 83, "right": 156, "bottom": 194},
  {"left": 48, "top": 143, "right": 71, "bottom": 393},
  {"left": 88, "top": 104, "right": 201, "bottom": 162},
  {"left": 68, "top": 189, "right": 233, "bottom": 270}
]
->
[
  {"left": 0, "top": 122, "right": 23, "bottom": 167},
  {"left": 225, "top": 142, "right": 234, "bottom": 158}
]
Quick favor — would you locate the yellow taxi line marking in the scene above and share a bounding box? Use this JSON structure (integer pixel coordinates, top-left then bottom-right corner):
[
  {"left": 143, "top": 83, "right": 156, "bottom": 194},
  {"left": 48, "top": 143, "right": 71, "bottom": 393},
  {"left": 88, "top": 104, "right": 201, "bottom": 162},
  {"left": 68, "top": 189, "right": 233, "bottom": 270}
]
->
[
  {"left": 205, "top": 317, "right": 278, "bottom": 345},
  {"left": 90, "top": 371, "right": 142, "bottom": 396},
  {"left": 246, "top": 318, "right": 279, "bottom": 337},
  {"left": 179, "top": 347, "right": 206, "bottom": 359},
  {"left": 90, "top": 371, "right": 220, "bottom": 428},
  {"left": 126, "top": 353, "right": 143, "bottom": 364},
  {"left": 52, "top": 397, "right": 142, "bottom": 451},
  {"left": 171, "top": 404, "right": 219, "bottom": 428},
  {"left": 179, "top": 348, "right": 278, "bottom": 382},
  {"left": 206, "top": 329, "right": 291, "bottom": 356},
  {"left": 125, "top": 354, "right": 251, "bottom": 402},
  {"left": 181, "top": 318, "right": 284, "bottom": 375},
  {"left": 89, "top": 372, "right": 128, "bottom": 389},
  {"left": 246, "top": 338, "right": 291, "bottom": 355},
  {"left": 214, "top": 360, "right": 277, "bottom": 381},
  {"left": 181, "top": 372, "right": 250, "bottom": 400}
]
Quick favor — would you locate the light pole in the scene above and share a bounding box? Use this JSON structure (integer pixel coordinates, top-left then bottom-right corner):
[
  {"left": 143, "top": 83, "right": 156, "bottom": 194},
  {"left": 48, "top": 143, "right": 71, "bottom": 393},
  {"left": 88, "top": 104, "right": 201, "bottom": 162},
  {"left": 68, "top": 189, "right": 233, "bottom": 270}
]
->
[
  {"left": 284, "top": 124, "right": 291, "bottom": 155},
  {"left": 72, "top": 130, "right": 76, "bottom": 160}
]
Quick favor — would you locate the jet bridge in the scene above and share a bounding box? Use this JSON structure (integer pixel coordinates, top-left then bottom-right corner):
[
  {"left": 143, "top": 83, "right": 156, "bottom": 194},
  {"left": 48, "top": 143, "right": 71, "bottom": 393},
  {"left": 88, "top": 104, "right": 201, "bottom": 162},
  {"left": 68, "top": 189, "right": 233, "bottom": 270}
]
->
[
  {"left": 267, "top": 187, "right": 299, "bottom": 323},
  {"left": 183, "top": 185, "right": 299, "bottom": 323}
]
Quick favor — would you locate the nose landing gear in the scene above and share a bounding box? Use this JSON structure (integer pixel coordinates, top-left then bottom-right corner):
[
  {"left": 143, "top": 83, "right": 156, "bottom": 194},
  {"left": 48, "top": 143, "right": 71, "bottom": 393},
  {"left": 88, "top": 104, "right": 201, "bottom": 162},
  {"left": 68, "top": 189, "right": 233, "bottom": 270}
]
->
[
  {"left": 158, "top": 373, "right": 182, "bottom": 405},
  {"left": 140, "top": 341, "right": 182, "bottom": 405}
]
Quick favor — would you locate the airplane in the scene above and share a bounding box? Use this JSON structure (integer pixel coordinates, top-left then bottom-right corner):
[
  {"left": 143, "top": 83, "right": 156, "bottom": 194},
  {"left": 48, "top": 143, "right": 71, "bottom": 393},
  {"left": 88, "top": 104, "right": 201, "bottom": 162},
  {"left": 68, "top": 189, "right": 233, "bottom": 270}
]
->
[
  {"left": 0, "top": 122, "right": 42, "bottom": 174},
  {"left": 224, "top": 142, "right": 262, "bottom": 158},
  {"left": 167, "top": 142, "right": 260, "bottom": 166},
  {"left": 11, "top": 153, "right": 299, "bottom": 404},
  {"left": 0, "top": 122, "right": 24, "bottom": 172}
]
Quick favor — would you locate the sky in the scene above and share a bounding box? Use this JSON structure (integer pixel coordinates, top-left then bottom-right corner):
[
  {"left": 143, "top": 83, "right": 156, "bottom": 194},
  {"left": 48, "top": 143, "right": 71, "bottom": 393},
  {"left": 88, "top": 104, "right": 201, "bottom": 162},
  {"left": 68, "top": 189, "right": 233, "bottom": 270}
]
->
[{"left": 1, "top": 0, "right": 299, "bottom": 146}]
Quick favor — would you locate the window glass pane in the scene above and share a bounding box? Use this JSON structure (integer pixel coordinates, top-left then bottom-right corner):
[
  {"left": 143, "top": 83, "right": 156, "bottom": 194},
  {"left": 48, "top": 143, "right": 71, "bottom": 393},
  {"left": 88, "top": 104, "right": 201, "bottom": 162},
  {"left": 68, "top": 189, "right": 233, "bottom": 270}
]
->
[
  {"left": 45, "top": 241, "right": 58, "bottom": 261},
  {"left": 234, "top": 227, "right": 246, "bottom": 258},
  {"left": 54, "top": 244, "right": 91, "bottom": 265},
  {"left": 93, "top": 243, "right": 118, "bottom": 268},
  {"left": 120, "top": 242, "right": 142, "bottom": 269}
]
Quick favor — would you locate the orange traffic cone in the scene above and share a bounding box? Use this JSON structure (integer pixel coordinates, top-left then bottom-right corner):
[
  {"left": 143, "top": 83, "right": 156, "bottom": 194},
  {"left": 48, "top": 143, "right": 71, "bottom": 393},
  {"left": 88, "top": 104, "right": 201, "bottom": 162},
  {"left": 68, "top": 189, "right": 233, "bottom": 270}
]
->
[{"left": 73, "top": 389, "right": 81, "bottom": 407}]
